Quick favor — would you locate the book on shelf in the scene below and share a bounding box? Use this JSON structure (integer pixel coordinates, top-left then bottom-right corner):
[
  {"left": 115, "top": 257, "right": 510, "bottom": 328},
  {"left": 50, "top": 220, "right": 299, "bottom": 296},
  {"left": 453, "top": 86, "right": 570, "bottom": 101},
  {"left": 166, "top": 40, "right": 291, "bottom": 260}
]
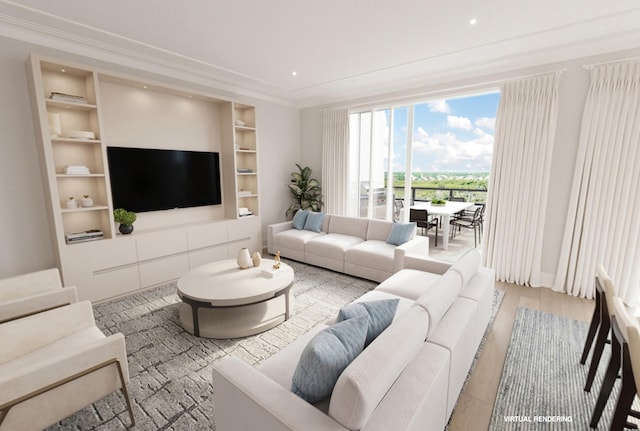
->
[
  {"left": 50, "top": 92, "right": 88, "bottom": 104},
  {"left": 64, "top": 165, "right": 91, "bottom": 175},
  {"left": 65, "top": 229, "right": 104, "bottom": 244},
  {"left": 237, "top": 168, "right": 253, "bottom": 173}
]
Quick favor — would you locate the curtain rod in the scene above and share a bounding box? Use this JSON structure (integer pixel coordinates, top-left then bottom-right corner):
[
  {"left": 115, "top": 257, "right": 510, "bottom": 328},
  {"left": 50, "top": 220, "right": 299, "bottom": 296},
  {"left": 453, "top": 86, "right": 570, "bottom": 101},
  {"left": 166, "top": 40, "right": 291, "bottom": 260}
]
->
[
  {"left": 583, "top": 56, "right": 640, "bottom": 69},
  {"left": 332, "top": 68, "right": 566, "bottom": 112}
]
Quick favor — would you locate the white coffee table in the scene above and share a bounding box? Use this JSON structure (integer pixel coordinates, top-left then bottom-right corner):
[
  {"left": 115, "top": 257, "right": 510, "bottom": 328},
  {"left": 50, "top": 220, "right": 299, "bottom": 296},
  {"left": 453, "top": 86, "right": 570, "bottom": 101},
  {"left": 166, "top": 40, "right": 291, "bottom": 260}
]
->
[{"left": 177, "top": 258, "right": 294, "bottom": 338}]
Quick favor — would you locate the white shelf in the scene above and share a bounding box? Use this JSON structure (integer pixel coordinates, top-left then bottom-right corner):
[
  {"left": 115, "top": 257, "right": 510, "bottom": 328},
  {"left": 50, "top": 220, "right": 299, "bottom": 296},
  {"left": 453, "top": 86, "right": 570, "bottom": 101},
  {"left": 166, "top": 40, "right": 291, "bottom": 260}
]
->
[
  {"left": 56, "top": 174, "right": 105, "bottom": 178},
  {"left": 45, "top": 99, "right": 97, "bottom": 111},
  {"left": 60, "top": 205, "right": 109, "bottom": 213}
]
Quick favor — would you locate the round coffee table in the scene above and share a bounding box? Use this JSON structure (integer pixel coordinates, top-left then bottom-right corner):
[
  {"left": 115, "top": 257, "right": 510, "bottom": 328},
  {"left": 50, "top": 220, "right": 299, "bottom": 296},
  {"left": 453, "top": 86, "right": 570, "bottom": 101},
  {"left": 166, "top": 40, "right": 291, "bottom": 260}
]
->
[{"left": 177, "top": 258, "right": 294, "bottom": 338}]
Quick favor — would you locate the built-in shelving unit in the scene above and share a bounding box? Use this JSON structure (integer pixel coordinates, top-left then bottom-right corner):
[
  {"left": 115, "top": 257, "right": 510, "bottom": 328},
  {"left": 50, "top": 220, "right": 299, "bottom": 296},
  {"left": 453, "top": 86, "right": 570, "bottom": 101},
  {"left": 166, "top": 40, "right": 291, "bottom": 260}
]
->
[{"left": 26, "top": 54, "right": 262, "bottom": 302}]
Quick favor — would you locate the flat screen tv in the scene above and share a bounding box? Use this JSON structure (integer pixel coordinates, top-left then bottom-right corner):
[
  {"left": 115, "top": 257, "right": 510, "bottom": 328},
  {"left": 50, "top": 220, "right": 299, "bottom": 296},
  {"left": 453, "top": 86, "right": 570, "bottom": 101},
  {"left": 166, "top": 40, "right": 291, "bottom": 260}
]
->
[{"left": 107, "top": 146, "right": 222, "bottom": 213}]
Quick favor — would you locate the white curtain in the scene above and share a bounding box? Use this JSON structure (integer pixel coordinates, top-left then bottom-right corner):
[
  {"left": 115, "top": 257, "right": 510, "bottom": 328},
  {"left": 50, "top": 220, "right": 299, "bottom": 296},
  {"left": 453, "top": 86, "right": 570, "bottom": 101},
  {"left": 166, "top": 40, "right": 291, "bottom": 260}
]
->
[
  {"left": 553, "top": 61, "right": 640, "bottom": 304},
  {"left": 483, "top": 72, "right": 560, "bottom": 286},
  {"left": 321, "top": 108, "right": 349, "bottom": 215}
]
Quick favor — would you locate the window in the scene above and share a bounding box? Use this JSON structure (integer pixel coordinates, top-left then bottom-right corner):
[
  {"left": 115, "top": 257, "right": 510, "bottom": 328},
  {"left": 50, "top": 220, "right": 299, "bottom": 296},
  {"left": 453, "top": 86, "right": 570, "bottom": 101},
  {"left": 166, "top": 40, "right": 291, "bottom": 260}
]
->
[{"left": 349, "top": 92, "right": 500, "bottom": 221}]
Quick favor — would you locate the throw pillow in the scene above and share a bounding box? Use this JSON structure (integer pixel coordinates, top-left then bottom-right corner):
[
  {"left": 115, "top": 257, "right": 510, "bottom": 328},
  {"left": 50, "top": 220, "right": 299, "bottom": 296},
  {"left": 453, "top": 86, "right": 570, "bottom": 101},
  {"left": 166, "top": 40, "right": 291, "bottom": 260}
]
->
[
  {"left": 336, "top": 299, "right": 399, "bottom": 346},
  {"left": 386, "top": 222, "right": 415, "bottom": 246},
  {"left": 292, "top": 210, "right": 309, "bottom": 230},
  {"left": 303, "top": 211, "right": 325, "bottom": 233},
  {"left": 291, "top": 315, "right": 368, "bottom": 403}
]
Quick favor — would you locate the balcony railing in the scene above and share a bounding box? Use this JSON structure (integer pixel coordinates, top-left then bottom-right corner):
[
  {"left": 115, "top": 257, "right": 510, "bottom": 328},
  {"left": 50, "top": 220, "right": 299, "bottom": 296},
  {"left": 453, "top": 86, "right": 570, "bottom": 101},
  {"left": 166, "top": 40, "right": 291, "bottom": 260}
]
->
[{"left": 392, "top": 186, "right": 488, "bottom": 203}]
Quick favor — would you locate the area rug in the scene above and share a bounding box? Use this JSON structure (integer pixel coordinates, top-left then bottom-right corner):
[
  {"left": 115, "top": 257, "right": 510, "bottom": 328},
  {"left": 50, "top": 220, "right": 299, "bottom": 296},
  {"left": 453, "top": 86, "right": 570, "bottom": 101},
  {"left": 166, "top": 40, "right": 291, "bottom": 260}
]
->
[
  {"left": 46, "top": 261, "right": 502, "bottom": 430},
  {"left": 489, "top": 307, "right": 638, "bottom": 430}
]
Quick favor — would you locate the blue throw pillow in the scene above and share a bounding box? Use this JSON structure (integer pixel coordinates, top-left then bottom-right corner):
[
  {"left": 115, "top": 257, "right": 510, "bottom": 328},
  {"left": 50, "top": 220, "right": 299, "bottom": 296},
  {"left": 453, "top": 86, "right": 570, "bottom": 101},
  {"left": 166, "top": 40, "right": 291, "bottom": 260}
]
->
[
  {"left": 336, "top": 299, "right": 399, "bottom": 346},
  {"left": 303, "top": 211, "right": 325, "bottom": 233},
  {"left": 292, "top": 210, "right": 309, "bottom": 230},
  {"left": 386, "top": 222, "right": 415, "bottom": 246},
  {"left": 291, "top": 315, "right": 368, "bottom": 403}
]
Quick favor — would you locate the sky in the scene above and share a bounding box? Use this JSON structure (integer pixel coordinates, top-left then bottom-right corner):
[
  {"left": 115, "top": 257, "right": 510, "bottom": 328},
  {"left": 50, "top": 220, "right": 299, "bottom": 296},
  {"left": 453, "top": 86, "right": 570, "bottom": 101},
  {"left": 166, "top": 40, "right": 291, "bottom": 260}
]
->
[{"left": 388, "top": 92, "right": 500, "bottom": 173}]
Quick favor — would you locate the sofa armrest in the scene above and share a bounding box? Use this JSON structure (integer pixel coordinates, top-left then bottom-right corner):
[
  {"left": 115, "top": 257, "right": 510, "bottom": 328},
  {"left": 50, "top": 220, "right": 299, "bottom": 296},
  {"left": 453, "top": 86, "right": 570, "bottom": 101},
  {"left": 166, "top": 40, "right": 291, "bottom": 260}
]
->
[
  {"left": 0, "top": 286, "right": 78, "bottom": 323},
  {"left": 402, "top": 255, "right": 452, "bottom": 275},
  {"left": 213, "top": 356, "right": 347, "bottom": 431},
  {"left": 0, "top": 332, "right": 128, "bottom": 407},
  {"left": 268, "top": 221, "right": 295, "bottom": 254},
  {"left": 393, "top": 236, "right": 429, "bottom": 272},
  {"left": 0, "top": 301, "right": 95, "bottom": 363}
]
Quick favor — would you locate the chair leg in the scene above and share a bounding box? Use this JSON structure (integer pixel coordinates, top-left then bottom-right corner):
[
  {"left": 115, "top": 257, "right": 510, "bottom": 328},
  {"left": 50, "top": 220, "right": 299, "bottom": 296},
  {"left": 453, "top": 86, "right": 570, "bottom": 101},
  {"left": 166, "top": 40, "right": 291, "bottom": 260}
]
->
[
  {"left": 610, "top": 368, "right": 636, "bottom": 430},
  {"left": 116, "top": 361, "right": 136, "bottom": 427},
  {"left": 585, "top": 317, "right": 610, "bottom": 392},
  {"left": 589, "top": 334, "right": 621, "bottom": 427},
  {"left": 581, "top": 293, "right": 602, "bottom": 364},
  {"left": 434, "top": 224, "right": 438, "bottom": 247}
]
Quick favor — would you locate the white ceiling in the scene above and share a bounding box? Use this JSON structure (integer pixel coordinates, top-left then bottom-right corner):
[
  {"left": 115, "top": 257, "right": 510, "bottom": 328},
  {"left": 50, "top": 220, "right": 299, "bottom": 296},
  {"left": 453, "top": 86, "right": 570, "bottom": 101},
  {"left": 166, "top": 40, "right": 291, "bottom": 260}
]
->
[{"left": 3, "top": 0, "right": 640, "bottom": 107}]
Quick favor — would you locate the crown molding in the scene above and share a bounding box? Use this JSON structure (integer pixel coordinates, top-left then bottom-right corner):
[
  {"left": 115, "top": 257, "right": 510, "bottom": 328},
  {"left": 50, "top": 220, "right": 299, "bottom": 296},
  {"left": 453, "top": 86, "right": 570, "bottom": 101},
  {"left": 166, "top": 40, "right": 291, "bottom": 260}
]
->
[{"left": 0, "top": 1, "right": 297, "bottom": 107}]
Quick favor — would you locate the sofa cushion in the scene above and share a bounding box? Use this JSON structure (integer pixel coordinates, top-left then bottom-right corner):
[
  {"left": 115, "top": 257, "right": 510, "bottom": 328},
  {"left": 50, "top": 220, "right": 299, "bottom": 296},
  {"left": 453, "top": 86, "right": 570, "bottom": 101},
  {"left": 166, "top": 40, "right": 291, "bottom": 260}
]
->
[
  {"left": 449, "top": 248, "right": 481, "bottom": 288},
  {"left": 386, "top": 222, "right": 416, "bottom": 246},
  {"left": 375, "top": 268, "right": 442, "bottom": 300},
  {"left": 306, "top": 234, "right": 364, "bottom": 257},
  {"left": 344, "top": 240, "right": 395, "bottom": 273},
  {"left": 415, "top": 270, "right": 463, "bottom": 337},
  {"left": 329, "top": 215, "right": 369, "bottom": 239},
  {"left": 366, "top": 219, "right": 393, "bottom": 241},
  {"left": 291, "top": 315, "right": 368, "bottom": 403},
  {"left": 336, "top": 299, "right": 399, "bottom": 346},
  {"left": 304, "top": 212, "right": 326, "bottom": 233},
  {"left": 329, "top": 306, "right": 429, "bottom": 430},
  {"left": 292, "top": 210, "right": 309, "bottom": 230},
  {"left": 273, "top": 229, "right": 324, "bottom": 252}
]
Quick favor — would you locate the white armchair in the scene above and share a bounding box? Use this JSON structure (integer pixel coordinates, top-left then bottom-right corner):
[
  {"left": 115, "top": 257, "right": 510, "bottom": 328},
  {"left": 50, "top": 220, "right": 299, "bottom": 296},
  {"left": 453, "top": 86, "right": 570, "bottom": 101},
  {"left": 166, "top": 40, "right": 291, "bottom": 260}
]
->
[
  {"left": 0, "top": 300, "right": 134, "bottom": 430},
  {"left": 0, "top": 268, "right": 77, "bottom": 323}
]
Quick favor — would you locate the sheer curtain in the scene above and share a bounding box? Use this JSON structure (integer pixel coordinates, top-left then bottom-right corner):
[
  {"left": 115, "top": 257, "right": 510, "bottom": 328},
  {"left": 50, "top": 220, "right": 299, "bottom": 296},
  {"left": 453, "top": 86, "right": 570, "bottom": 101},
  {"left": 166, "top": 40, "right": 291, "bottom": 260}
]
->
[
  {"left": 553, "top": 61, "right": 640, "bottom": 304},
  {"left": 483, "top": 72, "right": 560, "bottom": 286},
  {"left": 321, "top": 108, "right": 350, "bottom": 215}
]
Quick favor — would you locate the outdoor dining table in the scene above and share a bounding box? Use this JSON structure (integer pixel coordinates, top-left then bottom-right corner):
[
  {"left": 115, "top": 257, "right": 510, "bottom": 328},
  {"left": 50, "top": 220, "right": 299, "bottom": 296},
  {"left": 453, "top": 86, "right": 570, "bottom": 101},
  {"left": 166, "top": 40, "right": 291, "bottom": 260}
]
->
[{"left": 409, "top": 201, "right": 475, "bottom": 250}]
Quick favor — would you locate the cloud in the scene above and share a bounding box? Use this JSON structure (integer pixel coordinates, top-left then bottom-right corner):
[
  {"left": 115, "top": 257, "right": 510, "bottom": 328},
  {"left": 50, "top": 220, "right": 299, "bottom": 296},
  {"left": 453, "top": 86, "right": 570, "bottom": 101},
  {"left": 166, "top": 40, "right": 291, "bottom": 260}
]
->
[
  {"left": 412, "top": 126, "right": 493, "bottom": 172},
  {"left": 447, "top": 115, "right": 473, "bottom": 130},
  {"left": 427, "top": 100, "right": 451, "bottom": 114},
  {"left": 475, "top": 117, "right": 496, "bottom": 131}
]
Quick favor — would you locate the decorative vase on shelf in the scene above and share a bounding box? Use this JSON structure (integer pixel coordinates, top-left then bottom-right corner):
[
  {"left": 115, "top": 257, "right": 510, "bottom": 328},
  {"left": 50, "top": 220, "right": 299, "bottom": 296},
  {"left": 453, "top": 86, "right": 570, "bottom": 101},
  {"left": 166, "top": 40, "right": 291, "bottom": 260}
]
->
[
  {"left": 81, "top": 194, "right": 94, "bottom": 207},
  {"left": 119, "top": 224, "right": 134, "bottom": 235},
  {"left": 252, "top": 251, "right": 261, "bottom": 267},
  {"left": 237, "top": 248, "right": 251, "bottom": 269},
  {"left": 64, "top": 197, "right": 77, "bottom": 209}
]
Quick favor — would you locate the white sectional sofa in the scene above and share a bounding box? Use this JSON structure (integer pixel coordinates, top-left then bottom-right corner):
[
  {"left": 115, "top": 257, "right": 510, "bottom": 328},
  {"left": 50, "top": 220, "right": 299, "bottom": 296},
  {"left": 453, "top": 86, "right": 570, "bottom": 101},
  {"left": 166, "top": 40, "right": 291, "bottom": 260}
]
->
[
  {"left": 267, "top": 214, "right": 429, "bottom": 282},
  {"left": 212, "top": 248, "right": 495, "bottom": 431}
]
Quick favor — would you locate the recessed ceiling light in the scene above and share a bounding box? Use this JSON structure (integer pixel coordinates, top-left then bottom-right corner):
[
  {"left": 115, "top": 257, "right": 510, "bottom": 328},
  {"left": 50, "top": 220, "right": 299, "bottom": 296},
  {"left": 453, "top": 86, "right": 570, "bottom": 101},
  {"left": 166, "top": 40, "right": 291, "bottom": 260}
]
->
[
  {"left": 143, "top": 85, "right": 147, "bottom": 89},
  {"left": 469, "top": 18, "right": 477, "bottom": 25},
  {"left": 60, "top": 69, "right": 66, "bottom": 73},
  {"left": 291, "top": 71, "right": 298, "bottom": 77}
]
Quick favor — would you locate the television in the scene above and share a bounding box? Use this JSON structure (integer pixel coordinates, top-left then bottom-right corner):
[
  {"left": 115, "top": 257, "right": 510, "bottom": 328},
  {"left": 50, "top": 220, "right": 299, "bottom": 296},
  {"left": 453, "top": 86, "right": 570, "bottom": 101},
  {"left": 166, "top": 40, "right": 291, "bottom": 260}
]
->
[{"left": 107, "top": 146, "right": 222, "bottom": 213}]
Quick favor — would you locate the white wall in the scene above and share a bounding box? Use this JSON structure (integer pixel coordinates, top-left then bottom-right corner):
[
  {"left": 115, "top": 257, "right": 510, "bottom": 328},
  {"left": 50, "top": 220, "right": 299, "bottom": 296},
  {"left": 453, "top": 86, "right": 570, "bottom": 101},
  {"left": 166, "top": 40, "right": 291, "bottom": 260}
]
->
[
  {"left": 0, "top": 35, "right": 299, "bottom": 278},
  {"left": 300, "top": 47, "right": 640, "bottom": 285}
]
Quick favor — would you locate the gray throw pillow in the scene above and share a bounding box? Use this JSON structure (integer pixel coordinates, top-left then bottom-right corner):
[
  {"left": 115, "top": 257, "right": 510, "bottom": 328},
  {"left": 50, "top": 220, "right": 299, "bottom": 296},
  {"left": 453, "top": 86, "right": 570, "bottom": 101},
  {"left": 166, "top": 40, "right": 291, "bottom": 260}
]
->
[
  {"left": 303, "top": 211, "right": 325, "bottom": 233},
  {"left": 386, "top": 222, "right": 415, "bottom": 246},
  {"left": 292, "top": 210, "right": 309, "bottom": 230},
  {"left": 291, "top": 315, "right": 368, "bottom": 403},
  {"left": 336, "top": 299, "right": 399, "bottom": 346}
]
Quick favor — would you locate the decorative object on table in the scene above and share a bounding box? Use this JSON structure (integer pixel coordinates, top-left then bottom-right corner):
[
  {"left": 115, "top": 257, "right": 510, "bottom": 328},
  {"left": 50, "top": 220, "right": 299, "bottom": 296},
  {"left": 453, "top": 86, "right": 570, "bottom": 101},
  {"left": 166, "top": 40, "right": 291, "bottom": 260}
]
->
[
  {"left": 113, "top": 208, "right": 136, "bottom": 235},
  {"left": 64, "top": 196, "right": 77, "bottom": 209},
  {"left": 64, "top": 165, "right": 90, "bottom": 175},
  {"left": 47, "top": 112, "right": 61, "bottom": 137},
  {"left": 273, "top": 251, "right": 281, "bottom": 269},
  {"left": 236, "top": 248, "right": 252, "bottom": 269},
  {"left": 286, "top": 164, "right": 323, "bottom": 218},
  {"left": 252, "top": 251, "right": 261, "bottom": 267},
  {"left": 235, "top": 119, "right": 246, "bottom": 127},
  {"left": 80, "top": 194, "right": 94, "bottom": 207},
  {"left": 431, "top": 199, "right": 446, "bottom": 206}
]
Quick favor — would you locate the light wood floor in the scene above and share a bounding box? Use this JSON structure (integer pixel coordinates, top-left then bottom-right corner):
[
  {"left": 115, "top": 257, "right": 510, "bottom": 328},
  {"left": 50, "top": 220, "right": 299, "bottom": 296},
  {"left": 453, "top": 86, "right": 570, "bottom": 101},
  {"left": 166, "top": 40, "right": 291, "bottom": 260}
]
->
[{"left": 446, "top": 281, "right": 596, "bottom": 430}]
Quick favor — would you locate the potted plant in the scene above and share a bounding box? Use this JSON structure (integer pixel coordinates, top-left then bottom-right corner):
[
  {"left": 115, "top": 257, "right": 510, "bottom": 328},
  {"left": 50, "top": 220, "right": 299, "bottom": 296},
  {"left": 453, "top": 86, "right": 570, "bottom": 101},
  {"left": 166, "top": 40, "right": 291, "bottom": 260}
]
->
[
  {"left": 114, "top": 208, "right": 136, "bottom": 235},
  {"left": 431, "top": 199, "right": 446, "bottom": 206},
  {"left": 286, "top": 164, "right": 323, "bottom": 218}
]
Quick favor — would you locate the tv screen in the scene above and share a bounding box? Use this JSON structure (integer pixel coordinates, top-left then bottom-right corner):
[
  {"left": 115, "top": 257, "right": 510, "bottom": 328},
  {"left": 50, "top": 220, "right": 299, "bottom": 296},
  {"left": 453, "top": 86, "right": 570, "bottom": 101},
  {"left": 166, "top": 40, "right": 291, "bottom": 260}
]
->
[{"left": 107, "top": 146, "right": 222, "bottom": 213}]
